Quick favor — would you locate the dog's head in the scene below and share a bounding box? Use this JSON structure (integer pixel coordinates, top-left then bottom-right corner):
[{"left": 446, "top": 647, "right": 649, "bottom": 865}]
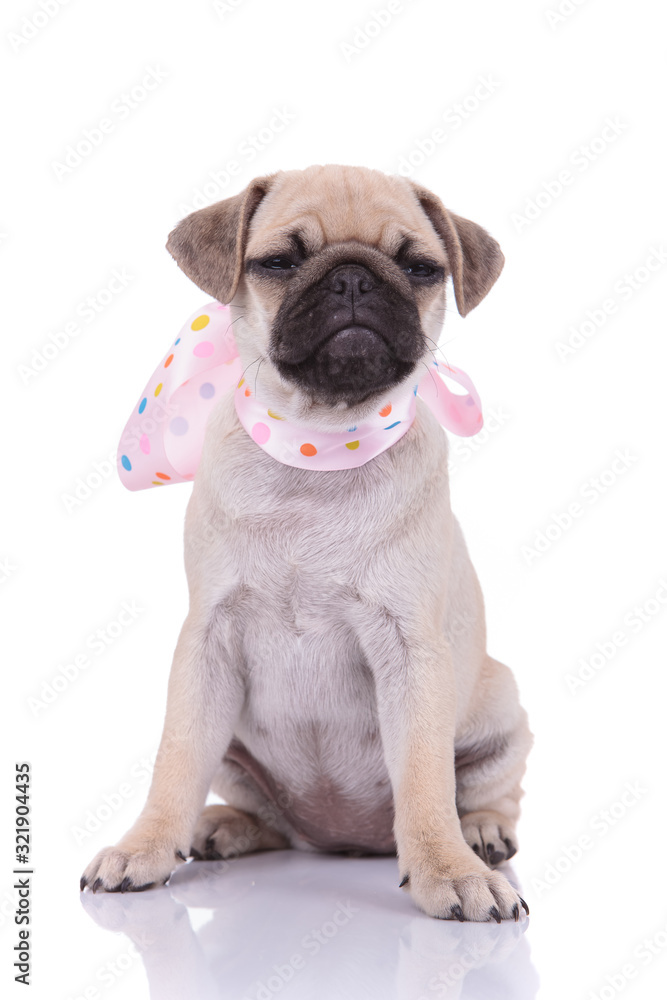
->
[{"left": 167, "top": 165, "right": 503, "bottom": 426}]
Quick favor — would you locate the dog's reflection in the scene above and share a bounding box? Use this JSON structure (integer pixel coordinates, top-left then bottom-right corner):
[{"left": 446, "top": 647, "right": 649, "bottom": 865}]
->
[{"left": 81, "top": 853, "right": 538, "bottom": 1000}]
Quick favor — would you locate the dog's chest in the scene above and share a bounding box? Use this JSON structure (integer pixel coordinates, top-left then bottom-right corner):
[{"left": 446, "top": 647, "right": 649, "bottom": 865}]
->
[
  {"left": 193, "top": 397, "right": 450, "bottom": 665},
  {"left": 209, "top": 420, "right": 408, "bottom": 579},
  {"left": 200, "top": 425, "right": 396, "bottom": 704},
  {"left": 194, "top": 403, "right": 450, "bottom": 664}
]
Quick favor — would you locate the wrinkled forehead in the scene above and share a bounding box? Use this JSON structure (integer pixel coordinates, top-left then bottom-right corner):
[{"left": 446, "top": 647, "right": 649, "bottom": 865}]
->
[{"left": 246, "top": 169, "right": 444, "bottom": 259}]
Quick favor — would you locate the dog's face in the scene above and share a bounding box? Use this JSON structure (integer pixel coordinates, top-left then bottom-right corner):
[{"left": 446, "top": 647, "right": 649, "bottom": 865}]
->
[{"left": 167, "top": 165, "right": 503, "bottom": 424}]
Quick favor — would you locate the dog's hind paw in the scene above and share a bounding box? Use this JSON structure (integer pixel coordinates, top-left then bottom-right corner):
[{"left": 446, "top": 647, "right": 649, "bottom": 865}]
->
[
  {"left": 190, "top": 804, "right": 288, "bottom": 861},
  {"left": 460, "top": 811, "right": 518, "bottom": 867}
]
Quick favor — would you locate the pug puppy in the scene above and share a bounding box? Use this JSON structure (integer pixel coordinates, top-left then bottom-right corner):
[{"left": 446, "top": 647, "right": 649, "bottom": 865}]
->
[{"left": 81, "top": 165, "right": 532, "bottom": 921}]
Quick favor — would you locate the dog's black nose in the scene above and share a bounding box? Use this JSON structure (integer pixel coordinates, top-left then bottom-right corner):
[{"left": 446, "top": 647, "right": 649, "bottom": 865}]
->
[{"left": 327, "top": 265, "right": 377, "bottom": 298}]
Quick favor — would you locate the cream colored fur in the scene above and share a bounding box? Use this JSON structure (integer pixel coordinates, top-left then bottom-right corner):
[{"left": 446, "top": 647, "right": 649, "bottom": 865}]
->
[{"left": 82, "top": 166, "right": 532, "bottom": 921}]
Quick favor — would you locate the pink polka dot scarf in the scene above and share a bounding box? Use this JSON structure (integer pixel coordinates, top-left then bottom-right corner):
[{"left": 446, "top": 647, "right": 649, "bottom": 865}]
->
[{"left": 117, "top": 301, "right": 483, "bottom": 489}]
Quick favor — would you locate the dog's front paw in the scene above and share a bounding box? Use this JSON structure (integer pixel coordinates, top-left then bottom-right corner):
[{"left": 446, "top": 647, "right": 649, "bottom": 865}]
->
[
  {"left": 400, "top": 850, "right": 528, "bottom": 922},
  {"left": 80, "top": 838, "right": 187, "bottom": 894},
  {"left": 460, "top": 811, "right": 518, "bottom": 867}
]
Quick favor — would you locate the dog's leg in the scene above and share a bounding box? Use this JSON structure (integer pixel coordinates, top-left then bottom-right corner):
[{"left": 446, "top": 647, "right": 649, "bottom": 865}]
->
[
  {"left": 190, "top": 804, "right": 289, "bottom": 861},
  {"left": 81, "top": 604, "right": 245, "bottom": 892},
  {"left": 350, "top": 601, "right": 526, "bottom": 922},
  {"left": 456, "top": 657, "right": 533, "bottom": 868}
]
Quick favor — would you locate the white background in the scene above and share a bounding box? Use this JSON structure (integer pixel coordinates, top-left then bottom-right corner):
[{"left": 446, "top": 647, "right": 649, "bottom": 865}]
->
[{"left": 3, "top": 0, "right": 666, "bottom": 998}]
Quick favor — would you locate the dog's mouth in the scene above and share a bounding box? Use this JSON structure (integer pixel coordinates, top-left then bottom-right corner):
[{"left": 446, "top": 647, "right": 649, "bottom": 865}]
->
[
  {"left": 276, "top": 325, "right": 410, "bottom": 406},
  {"left": 320, "top": 325, "right": 388, "bottom": 369}
]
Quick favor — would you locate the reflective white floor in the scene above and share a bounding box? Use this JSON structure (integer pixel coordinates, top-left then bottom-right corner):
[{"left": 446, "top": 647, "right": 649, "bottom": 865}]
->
[{"left": 79, "top": 852, "right": 537, "bottom": 1000}]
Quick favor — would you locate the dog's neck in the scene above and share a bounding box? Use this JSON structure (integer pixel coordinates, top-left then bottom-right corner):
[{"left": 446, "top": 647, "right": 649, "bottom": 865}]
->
[
  {"left": 116, "top": 302, "right": 483, "bottom": 490},
  {"left": 233, "top": 373, "right": 419, "bottom": 470}
]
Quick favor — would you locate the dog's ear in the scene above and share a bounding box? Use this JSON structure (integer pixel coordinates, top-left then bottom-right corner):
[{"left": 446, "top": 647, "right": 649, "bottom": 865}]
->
[
  {"left": 166, "top": 175, "right": 274, "bottom": 303},
  {"left": 409, "top": 182, "right": 504, "bottom": 317}
]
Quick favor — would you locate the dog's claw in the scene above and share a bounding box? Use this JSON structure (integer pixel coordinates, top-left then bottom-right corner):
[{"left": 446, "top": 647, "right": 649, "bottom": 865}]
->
[
  {"left": 91, "top": 878, "right": 103, "bottom": 894},
  {"left": 512, "top": 903, "right": 520, "bottom": 921},
  {"left": 489, "top": 906, "right": 502, "bottom": 924},
  {"left": 486, "top": 841, "right": 506, "bottom": 865},
  {"left": 119, "top": 879, "right": 154, "bottom": 893},
  {"left": 204, "top": 838, "right": 222, "bottom": 861},
  {"left": 519, "top": 896, "right": 529, "bottom": 915},
  {"left": 503, "top": 837, "right": 517, "bottom": 859},
  {"left": 175, "top": 850, "right": 186, "bottom": 861},
  {"left": 80, "top": 875, "right": 88, "bottom": 892},
  {"left": 399, "top": 874, "right": 409, "bottom": 888},
  {"left": 450, "top": 904, "right": 465, "bottom": 922}
]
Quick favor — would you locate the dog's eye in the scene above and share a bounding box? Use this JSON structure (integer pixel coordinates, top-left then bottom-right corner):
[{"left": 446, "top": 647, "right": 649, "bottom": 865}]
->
[
  {"left": 402, "top": 261, "right": 435, "bottom": 277},
  {"left": 261, "top": 256, "right": 298, "bottom": 270}
]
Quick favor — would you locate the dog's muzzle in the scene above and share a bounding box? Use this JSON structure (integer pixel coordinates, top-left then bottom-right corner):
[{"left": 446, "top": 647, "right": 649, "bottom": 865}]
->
[{"left": 271, "top": 262, "right": 425, "bottom": 406}]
